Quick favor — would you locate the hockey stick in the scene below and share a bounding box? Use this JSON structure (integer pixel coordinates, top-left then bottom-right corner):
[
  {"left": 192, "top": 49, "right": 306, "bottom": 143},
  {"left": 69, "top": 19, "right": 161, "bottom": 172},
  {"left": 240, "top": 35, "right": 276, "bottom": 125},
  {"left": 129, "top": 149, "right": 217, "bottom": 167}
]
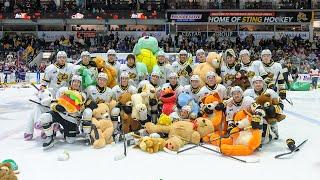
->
[
  {"left": 285, "top": 98, "right": 293, "bottom": 106},
  {"left": 30, "top": 83, "right": 40, "bottom": 91},
  {"left": 114, "top": 116, "right": 127, "bottom": 161}
]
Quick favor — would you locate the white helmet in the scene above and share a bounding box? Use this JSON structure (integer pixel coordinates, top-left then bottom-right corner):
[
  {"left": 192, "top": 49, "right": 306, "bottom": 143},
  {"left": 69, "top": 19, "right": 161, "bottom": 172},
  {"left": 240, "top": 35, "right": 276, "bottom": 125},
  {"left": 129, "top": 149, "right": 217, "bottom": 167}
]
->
[
  {"left": 120, "top": 72, "right": 129, "bottom": 79},
  {"left": 98, "top": 72, "right": 108, "bottom": 80},
  {"left": 57, "top": 51, "right": 67, "bottom": 58},
  {"left": 107, "top": 49, "right": 116, "bottom": 55},
  {"left": 179, "top": 50, "right": 188, "bottom": 55},
  {"left": 157, "top": 50, "right": 165, "bottom": 57},
  {"left": 230, "top": 86, "right": 243, "bottom": 95},
  {"left": 71, "top": 75, "right": 82, "bottom": 83},
  {"left": 196, "top": 49, "right": 205, "bottom": 56},
  {"left": 181, "top": 105, "right": 191, "bottom": 112},
  {"left": 151, "top": 71, "right": 160, "bottom": 77},
  {"left": 206, "top": 71, "right": 216, "bottom": 80},
  {"left": 169, "top": 72, "right": 178, "bottom": 78},
  {"left": 81, "top": 51, "right": 90, "bottom": 57},
  {"left": 252, "top": 76, "right": 264, "bottom": 83},
  {"left": 190, "top": 75, "right": 200, "bottom": 81},
  {"left": 239, "top": 49, "right": 250, "bottom": 57},
  {"left": 82, "top": 108, "right": 93, "bottom": 121},
  {"left": 225, "top": 49, "right": 236, "bottom": 57},
  {"left": 261, "top": 49, "right": 272, "bottom": 57}
]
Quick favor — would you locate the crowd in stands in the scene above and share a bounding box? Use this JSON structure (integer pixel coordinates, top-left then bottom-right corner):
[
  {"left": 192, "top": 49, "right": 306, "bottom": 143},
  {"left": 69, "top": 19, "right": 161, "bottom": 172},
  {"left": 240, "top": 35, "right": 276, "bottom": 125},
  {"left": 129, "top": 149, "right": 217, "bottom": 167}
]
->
[{"left": 1, "top": 32, "right": 319, "bottom": 76}]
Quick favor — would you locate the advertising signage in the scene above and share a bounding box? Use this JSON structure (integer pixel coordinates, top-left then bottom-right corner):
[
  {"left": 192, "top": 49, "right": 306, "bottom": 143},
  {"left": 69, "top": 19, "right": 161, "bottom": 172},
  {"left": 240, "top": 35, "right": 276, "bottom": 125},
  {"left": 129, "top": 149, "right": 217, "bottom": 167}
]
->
[{"left": 168, "top": 11, "right": 312, "bottom": 23}]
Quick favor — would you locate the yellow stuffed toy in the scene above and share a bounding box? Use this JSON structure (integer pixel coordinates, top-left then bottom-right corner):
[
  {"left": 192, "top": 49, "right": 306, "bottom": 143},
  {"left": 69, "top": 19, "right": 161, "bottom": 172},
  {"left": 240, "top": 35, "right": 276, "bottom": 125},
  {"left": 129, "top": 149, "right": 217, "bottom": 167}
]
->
[
  {"left": 193, "top": 52, "right": 223, "bottom": 86},
  {"left": 94, "top": 56, "right": 117, "bottom": 88},
  {"left": 135, "top": 136, "right": 166, "bottom": 153},
  {"left": 90, "top": 103, "right": 115, "bottom": 149},
  {"left": 157, "top": 113, "right": 172, "bottom": 126}
]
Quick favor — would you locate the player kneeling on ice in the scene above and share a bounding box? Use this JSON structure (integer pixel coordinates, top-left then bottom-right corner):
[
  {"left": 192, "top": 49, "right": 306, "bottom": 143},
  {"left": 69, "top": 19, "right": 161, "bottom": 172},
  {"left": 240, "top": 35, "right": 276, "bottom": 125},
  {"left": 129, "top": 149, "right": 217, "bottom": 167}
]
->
[
  {"left": 40, "top": 75, "right": 89, "bottom": 149},
  {"left": 244, "top": 76, "right": 286, "bottom": 143},
  {"left": 24, "top": 85, "right": 53, "bottom": 141}
]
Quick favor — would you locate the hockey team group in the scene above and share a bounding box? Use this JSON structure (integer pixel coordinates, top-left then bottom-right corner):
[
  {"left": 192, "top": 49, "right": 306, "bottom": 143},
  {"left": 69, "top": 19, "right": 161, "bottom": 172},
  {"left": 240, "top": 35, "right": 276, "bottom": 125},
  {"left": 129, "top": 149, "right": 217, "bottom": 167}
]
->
[{"left": 23, "top": 47, "right": 288, "bottom": 156}]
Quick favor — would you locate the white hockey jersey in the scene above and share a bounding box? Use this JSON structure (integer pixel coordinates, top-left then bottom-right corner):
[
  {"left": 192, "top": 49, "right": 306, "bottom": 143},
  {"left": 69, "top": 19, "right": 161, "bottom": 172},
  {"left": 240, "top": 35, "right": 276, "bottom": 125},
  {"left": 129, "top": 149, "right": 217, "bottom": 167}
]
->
[
  {"left": 198, "top": 84, "right": 227, "bottom": 100},
  {"left": 261, "top": 61, "right": 285, "bottom": 90},
  {"left": 225, "top": 96, "right": 255, "bottom": 121},
  {"left": 120, "top": 64, "right": 139, "bottom": 87},
  {"left": 156, "top": 63, "right": 173, "bottom": 85},
  {"left": 42, "top": 63, "right": 75, "bottom": 96},
  {"left": 111, "top": 85, "right": 137, "bottom": 101},
  {"left": 85, "top": 85, "right": 113, "bottom": 103},
  {"left": 243, "top": 88, "right": 280, "bottom": 100},
  {"left": 172, "top": 61, "right": 193, "bottom": 86},
  {"left": 220, "top": 64, "right": 238, "bottom": 88},
  {"left": 183, "top": 85, "right": 202, "bottom": 103},
  {"left": 241, "top": 61, "right": 268, "bottom": 83}
]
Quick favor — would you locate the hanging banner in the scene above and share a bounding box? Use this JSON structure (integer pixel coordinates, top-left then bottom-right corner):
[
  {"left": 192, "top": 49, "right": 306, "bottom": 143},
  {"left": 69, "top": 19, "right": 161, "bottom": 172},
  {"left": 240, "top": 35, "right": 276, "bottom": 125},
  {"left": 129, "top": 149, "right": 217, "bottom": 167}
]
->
[
  {"left": 167, "top": 11, "right": 312, "bottom": 23},
  {"left": 275, "top": 31, "right": 310, "bottom": 39},
  {"left": 238, "top": 31, "right": 275, "bottom": 40},
  {"left": 177, "top": 31, "right": 238, "bottom": 37}
]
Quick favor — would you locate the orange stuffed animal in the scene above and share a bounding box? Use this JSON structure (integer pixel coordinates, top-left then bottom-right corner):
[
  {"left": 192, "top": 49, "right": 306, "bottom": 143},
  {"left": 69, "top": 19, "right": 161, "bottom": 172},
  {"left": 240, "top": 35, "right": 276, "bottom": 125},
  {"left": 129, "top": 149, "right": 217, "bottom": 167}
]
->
[
  {"left": 94, "top": 56, "right": 117, "bottom": 88},
  {"left": 200, "top": 92, "right": 226, "bottom": 136},
  {"left": 207, "top": 110, "right": 262, "bottom": 156}
]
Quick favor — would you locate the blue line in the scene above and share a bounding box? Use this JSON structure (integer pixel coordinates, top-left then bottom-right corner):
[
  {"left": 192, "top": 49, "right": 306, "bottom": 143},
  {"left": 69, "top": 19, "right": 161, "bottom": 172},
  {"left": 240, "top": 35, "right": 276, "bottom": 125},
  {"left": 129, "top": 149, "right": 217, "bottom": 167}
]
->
[{"left": 284, "top": 110, "right": 320, "bottom": 126}]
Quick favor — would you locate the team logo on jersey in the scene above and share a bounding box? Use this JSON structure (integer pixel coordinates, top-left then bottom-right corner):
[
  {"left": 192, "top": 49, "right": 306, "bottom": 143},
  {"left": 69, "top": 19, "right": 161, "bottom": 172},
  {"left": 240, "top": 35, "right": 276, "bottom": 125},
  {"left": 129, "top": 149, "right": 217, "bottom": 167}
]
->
[
  {"left": 57, "top": 73, "right": 69, "bottom": 85},
  {"left": 267, "top": 72, "right": 274, "bottom": 79},
  {"left": 247, "top": 71, "right": 255, "bottom": 78},
  {"left": 128, "top": 72, "right": 137, "bottom": 79},
  {"left": 96, "top": 97, "right": 105, "bottom": 104}
]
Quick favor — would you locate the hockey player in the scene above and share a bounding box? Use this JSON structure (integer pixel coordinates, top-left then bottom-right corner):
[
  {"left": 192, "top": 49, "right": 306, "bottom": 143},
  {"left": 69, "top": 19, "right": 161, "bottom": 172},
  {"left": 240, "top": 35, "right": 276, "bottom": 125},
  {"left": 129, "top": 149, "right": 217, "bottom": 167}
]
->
[
  {"left": 85, "top": 72, "right": 113, "bottom": 104},
  {"left": 24, "top": 85, "right": 53, "bottom": 140},
  {"left": 112, "top": 72, "right": 137, "bottom": 101},
  {"left": 74, "top": 51, "right": 99, "bottom": 88},
  {"left": 120, "top": 54, "right": 139, "bottom": 87},
  {"left": 148, "top": 71, "right": 162, "bottom": 94},
  {"left": 169, "top": 105, "right": 192, "bottom": 122},
  {"left": 239, "top": 49, "right": 267, "bottom": 83},
  {"left": 106, "top": 49, "right": 121, "bottom": 82},
  {"left": 196, "top": 49, "right": 206, "bottom": 64},
  {"left": 172, "top": 50, "right": 193, "bottom": 86},
  {"left": 198, "top": 71, "right": 227, "bottom": 100},
  {"left": 260, "top": 49, "right": 286, "bottom": 100},
  {"left": 154, "top": 50, "right": 172, "bottom": 85},
  {"left": 40, "top": 75, "right": 87, "bottom": 149},
  {"left": 244, "top": 76, "right": 284, "bottom": 142},
  {"left": 42, "top": 51, "right": 75, "bottom": 96},
  {"left": 221, "top": 49, "right": 242, "bottom": 89},
  {"left": 183, "top": 75, "right": 202, "bottom": 103},
  {"left": 163, "top": 72, "right": 184, "bottom": 96}
]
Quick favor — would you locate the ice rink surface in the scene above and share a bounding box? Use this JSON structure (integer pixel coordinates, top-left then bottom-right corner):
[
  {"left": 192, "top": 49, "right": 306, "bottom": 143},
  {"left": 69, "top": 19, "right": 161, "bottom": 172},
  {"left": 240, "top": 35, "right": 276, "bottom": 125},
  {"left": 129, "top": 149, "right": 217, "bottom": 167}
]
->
[{"left": 0, "top": 87, "right": 319, "bottom": 180}]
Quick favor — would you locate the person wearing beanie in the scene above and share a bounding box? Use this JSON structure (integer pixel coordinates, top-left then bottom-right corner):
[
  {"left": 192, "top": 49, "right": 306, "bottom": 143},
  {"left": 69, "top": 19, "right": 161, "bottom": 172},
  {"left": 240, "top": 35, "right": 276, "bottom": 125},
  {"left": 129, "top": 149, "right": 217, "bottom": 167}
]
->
[
  {"left": 163, "top": 72, "right": 184, "bottom": 96},
  {"left": 106, "top": 49, "right": 121, "bottom": 82},
  {"left": 220, "top": 48, "right": 242, "bottom": 88},
  {"left": 154, "top": 50, "right": 172, "bottom": 85},
  {"left": 111, "top": 72, "right": 137, "bottom": 101},
  {"left": 85, "top": 72, "right": 113, "bottom": 104},
  {"left": 120, "top": 54, "right": 139, "bottom": 87},
  {"left": 183, "top": 75, "right": 203, "bottom": 103}
]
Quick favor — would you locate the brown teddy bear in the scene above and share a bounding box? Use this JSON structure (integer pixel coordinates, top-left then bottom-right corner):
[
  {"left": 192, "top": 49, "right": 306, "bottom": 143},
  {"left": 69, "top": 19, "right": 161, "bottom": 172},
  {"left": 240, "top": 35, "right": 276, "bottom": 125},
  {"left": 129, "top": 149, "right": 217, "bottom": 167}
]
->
[
  {"left": 193, "top": 52, "right": 223, "bottom": 86},
  {"left": 118, "top": 93, "right": 142, "bottom": 133},
  {"left": 135, "top": 136, "right": 166, "bottom": 153},
  {"left": 91, "top": 103, "right": 114, "bottom": 149},
  {"left": 146, "top": 117, "right": 214, "bottom": 151},
  {"left": 0, "top": 162, "right": 18, "bottom": 180},
  {"left": 231, "top": 69, "right": 251, "bottom": 91},
  {"left": 255, "top": 93, "right": 286, "bottom": 124},
  {"left": 94, "top": 56, "right": 117, "bottom": 88}
]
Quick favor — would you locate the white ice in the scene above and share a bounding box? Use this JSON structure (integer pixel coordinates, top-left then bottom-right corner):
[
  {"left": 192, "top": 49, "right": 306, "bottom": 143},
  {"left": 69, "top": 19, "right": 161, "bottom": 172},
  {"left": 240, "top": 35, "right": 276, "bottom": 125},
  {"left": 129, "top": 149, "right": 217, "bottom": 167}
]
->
[{"left": 0, "top": 87, "right": 320, "bottom": 180}]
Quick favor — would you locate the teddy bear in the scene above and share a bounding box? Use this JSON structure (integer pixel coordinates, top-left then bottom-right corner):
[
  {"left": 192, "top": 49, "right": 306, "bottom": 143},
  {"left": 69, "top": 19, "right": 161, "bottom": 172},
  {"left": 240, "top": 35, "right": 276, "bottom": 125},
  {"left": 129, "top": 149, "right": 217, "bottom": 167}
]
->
[
  {"left": 255, "top": 93, "right": 286, "bottom": 124},
  {"left": 94, "top": 56, "right": 117, "bottom": 88},
  {"left": 90, "top": 103, "right": 114, "bottom": 149},
  {"left": 164, "top": 117, "right": 215, "bottom": 151},
  {"left": 200, "top": 92, "right": 227, "bottom": 135},
  {"left": 131, "top": 93, "right": 148, "bottom": 125},
  {"left": 159, "top": 86, "right": 177, "bottom": 116},
  {"left": 145, "top": 117, "right": 214, "bottom": 151},
  {"left": 134, "top": 136, "right": 166, "bottom": 153},
  {"left": 231, "top": 69, "right": 251, "bottom": 91},
  {"left": 193, "top": 52, "right": 223, "bottom": 86},
  {"left": 176, "top": 92, "right": 200, "bottom": 119},
  {"left": 204, "top": 110, "right": 262, "bottom": 156},
  {"left": 0, "top": 162, "right": 18, "bottom": 180},
  {"left": 118, "top": 93, "right": 142, "bottom": 134}
]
